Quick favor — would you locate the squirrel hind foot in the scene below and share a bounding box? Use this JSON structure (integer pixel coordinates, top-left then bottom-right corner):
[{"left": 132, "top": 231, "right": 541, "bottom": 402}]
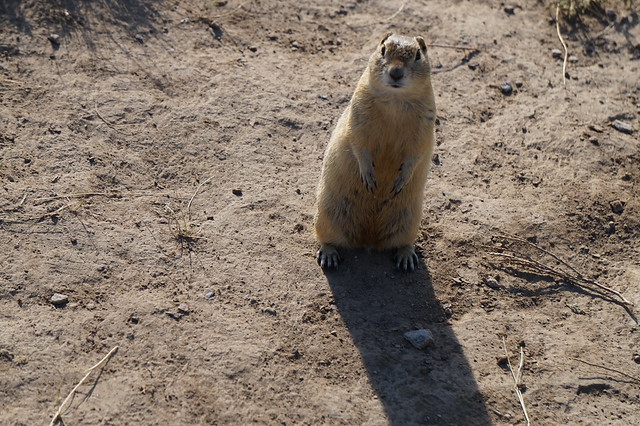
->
[
  {"left": 317, "top": 244, "right": 340, "bottom": 269},
  {"left": 395, "top": 246, "right": 419, "bottom": 272}
]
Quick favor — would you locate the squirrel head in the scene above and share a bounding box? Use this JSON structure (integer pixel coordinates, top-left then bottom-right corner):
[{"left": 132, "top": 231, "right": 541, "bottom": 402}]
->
[{"left": 368, "top": 33, "right": 431, "bottom": 93}]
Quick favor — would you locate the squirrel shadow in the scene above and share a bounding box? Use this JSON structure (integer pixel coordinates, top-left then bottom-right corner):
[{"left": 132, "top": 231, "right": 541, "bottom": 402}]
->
[{"left": 323, "top": 248, "right": 491, "bottom": 426}]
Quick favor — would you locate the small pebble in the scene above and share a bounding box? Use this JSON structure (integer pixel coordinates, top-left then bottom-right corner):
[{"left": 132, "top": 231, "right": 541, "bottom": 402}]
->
[
  {"left": 204, "top": 288, "right": 215, "bottom": 299},
  {"left": 48, "top": 34, "right": 60, "bottom": 47},
  {"left": 485, "top": 277, "right": 500, "bottom": 289},
  {"left": 504, "top": 5, "right": 515, "bottom": 15},
  {"left": 166, "top": 311, "right": 181, "bottom": 320},
  {"left": 500, "top": 82, "right": 513, "bottom": 96},
  {"left": 605, "top": 221, "right": 615, "bottom": 234},
  {"left": 291, "top": 41, "right": 303, "bottom": 50},
  {"left": 611, "top": 120, "right": 634, "bottom": 135},
  {"left": 589, "top": 124, "right": 604, "bottom": 133},
  {"left": 442, "top": 302, "right": 453, "bottom": 318},
  {"left": 568, "top": 55, "right": 579, "bottom": 63},
  {"left": 177, "top": 303, "right": 190, "bottom": 314},
  {"left": 263, "top": 307, "right": 277, "bottom": 316},
  {"left": 51, "top": 293, "right": 68, "bottom": 306},
  {"left": 135, "top": 34, "right": 144, "bottom": 44},
  {"left": 633, "top": 353, "right": 640, "bottom": 364},
  {"left": 404, "top": 329, "right": 434, "bottom": 349},
  {"left": 610, "top": 200, "right": 625, "bottom": 215},
  {"left": 232, "top": 188, "right": 243, "bottom": 196},
  {"left": 551, "top": 48, "right": 563, "bottom": 59}
]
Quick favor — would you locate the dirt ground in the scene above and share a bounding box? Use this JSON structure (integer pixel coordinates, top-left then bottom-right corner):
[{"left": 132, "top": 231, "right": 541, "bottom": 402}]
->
[{"left": 1, "top": 0, "right": 639, "bottom": 424}]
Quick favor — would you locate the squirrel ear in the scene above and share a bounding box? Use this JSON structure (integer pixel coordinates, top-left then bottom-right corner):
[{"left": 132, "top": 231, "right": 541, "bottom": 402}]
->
[
  {"left": 380, "top": 32, "right": 393, "bottom": 45},
  {"left": 415, "top": 36, "right": 427, "bottom": 51}
]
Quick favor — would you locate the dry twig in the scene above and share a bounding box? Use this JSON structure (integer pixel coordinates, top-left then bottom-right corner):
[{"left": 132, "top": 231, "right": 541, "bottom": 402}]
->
[
  {"left": 49, "top": 346, "right": 119, "bottom": 426},
  {"left": 555, "top": 4, "right": 569, "bottom": 87},
  {"left": 487, "top": 233, "right": 632, "bottom": 307},
  {"left": 502, "top": 338, "right": 531, "bottom": 426},
  {"left": 573, "top": 358, "right": 640, "bottom": 384}
]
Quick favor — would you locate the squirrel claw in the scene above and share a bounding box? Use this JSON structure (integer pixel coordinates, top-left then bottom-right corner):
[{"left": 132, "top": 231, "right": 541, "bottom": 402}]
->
[
  {"left": 360, "top": 169, "right": 377, "bottom": 192},
  {"left": 317, "top": 244, "right": 340, "bottom": 269},
  {"left": 391, "top": 171, "right": 406, "bottom": 195},
  {"left": 395, "top": 246, "right": 419, "bottom": 272}
]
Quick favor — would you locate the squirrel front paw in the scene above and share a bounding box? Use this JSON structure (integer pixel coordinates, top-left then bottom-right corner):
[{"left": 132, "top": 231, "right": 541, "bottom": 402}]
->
[
  {"left": 391, "top": 162, "right": 412, "bottom": 196},
  {"left": 360, "top": 162, "right": 377, "bottom": 192}
]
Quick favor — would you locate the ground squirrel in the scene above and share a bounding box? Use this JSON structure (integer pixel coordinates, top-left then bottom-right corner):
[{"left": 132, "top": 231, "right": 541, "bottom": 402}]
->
[{"left": 314, "top": 33, "right": 436, "bottom": 272}]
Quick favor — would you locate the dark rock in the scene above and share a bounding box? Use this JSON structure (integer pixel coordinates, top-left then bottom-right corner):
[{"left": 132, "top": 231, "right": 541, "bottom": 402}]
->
[
  {"left": 485, "top": 277, "right": 500, "bottom": 289},
  {"left": 48, "top": 34, "right": 60, "bottom": 47},
  {"left": 610, "top": 200, "right": 625, "bottom": 214},
  {"left": 500, "top": 82, "right": 513, "bottom": 96}
]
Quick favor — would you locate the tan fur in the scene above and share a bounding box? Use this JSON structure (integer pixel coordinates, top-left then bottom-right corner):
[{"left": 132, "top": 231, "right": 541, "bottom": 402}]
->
[{"left": 314, "top": 34, "right": 436, "bottom": 271}]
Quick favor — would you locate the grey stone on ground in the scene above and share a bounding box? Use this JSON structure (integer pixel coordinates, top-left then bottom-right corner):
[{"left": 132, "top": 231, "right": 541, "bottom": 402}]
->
[
  {"left": 404, "top": 329, "right": 434, "bottom": 349},
  {"left": 51, "top": 293, "right": 68, "bottom": 306},
  {"left": 611, "top": 120, "right": 634, "bottom": 135}
]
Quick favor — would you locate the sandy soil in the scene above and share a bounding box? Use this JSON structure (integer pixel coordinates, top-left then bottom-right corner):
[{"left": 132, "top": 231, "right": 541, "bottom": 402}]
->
[{"left": 1, "top": 0, "right": 639, "bottom": 424}]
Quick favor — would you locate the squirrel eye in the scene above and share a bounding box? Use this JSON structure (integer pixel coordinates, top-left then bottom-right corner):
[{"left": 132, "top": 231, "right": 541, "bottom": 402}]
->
[
  {"left": 381, "top": 45, "right": 386, "bottom": 56},
  {"left": 415, "top": 50, "right": 421, "bottom": 61}
]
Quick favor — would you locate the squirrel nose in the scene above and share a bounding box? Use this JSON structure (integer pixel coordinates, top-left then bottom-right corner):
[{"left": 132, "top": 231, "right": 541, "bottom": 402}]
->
[{"left": 389, "top": 67, "right": 405, "bottom": 81}]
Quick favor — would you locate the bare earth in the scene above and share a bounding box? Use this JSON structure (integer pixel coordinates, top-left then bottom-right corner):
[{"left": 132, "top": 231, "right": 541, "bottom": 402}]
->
[{"left": 1, "top": 0, "right": 639, "bottom": 424}]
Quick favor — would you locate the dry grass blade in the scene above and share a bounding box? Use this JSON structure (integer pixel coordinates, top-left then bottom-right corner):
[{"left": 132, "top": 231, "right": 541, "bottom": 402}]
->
[
  {"left": 186, "top": 175, "right": 215, "bottom": 221},
  {"left": 386, "top": 2, "right": 405, "bottom": 21},
  {"left": 94, "top": 105, "right": 137, "bottom": 136},
  {"left": 502, "top": 338, "right": 531, "bottom": 426},
  {"left": 0, "top": 204, "right": 70, "bottom": 223},
  {"left": 555, "top": 4, "right": 569, "bottom": 87},
  {"left": 573, "top": 358, "right": 640, "bottom": 384},
  {"left": 49, "top": 346, "right": 119, "bottom": 426},
  {"left": 34, "top": 192, "right": 123, "bottom": 205},
  {"left": 428, "top": 43, "right": 480, "bottom": 52}
]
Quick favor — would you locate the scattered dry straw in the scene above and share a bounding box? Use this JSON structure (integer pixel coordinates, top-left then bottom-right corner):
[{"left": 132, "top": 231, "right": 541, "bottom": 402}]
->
[
  {"left": 49, "top": 346, "right": 119, "bottom": 426},
  {"left": 486, "top": 233, "right": 633, "bottom": 308},
  {"left": 502, "top": 338, "right": 531, "bottom": 426}
]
